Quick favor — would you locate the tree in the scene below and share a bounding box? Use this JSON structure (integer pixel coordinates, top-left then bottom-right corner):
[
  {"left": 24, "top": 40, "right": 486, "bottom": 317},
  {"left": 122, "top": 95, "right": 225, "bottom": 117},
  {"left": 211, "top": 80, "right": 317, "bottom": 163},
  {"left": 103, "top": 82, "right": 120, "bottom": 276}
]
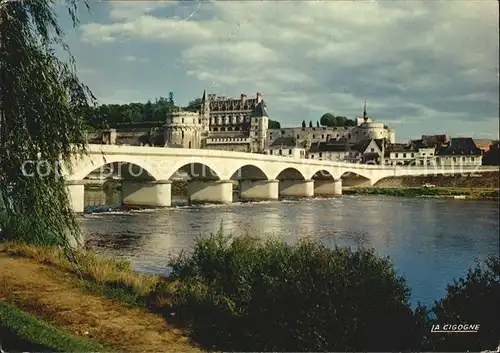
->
[
  {"left": 301, "top": 120, "right": 306, "bottom": 129},
  {"left": 320, "top": 113, "right": 336, "bottom": 127},
  {"left": 316, "top": 121, "right": 320, "bottom": 127},
  {"left": 0, "top": 0, "right": 95, "bottom": 247},
  {"left": 320, "top": 113, "right": 356, "bottom": 127},
  {"left": 168, "top": 92, "right": 175, "bottom": 106},
  {"left": 309, "top": 120, "right": 313, "bottom": 128},
  {"left": 424, "top": 255, "right": 500, "bottom": 351},
  {"left": 268, "top": 120, "right": 281, "bottom": 129},
  {"left": 185, "top": 98, "right": 202, "bottom": 112}
]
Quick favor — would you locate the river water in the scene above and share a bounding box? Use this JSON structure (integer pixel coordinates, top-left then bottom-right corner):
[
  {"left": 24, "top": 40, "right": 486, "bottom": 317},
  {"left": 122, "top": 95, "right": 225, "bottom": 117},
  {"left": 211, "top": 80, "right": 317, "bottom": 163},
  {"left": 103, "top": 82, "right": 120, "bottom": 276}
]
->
[{"left": 79, "top": 191, "right": 499, "bottom": 307}]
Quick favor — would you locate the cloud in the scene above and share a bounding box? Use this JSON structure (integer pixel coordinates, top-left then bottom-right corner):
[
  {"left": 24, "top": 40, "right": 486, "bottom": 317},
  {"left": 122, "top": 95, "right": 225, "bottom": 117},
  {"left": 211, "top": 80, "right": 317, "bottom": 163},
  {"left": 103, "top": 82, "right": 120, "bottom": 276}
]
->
[
  {"left": 123, "top": 55, "right": 149, "bottom": 63},
  {"left": 75, "top": 0, "right": 499, "bottom": 141}
]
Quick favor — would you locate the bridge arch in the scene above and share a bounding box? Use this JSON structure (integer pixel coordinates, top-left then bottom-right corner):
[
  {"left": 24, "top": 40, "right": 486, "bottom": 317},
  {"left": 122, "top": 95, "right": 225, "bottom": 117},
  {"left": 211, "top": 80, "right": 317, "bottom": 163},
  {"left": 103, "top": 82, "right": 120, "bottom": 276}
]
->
[
  {"left": 340, "top": 170, "right": 373, "bottom": 187},
  {"left": 229, "top": 164, "right": 270, "bottom": 181},
  {"left": 167, "top": 159, "right": 223, "bottom": 181},
  {"left": 273, "top": 167, "right": 306, "bottom": 180},
  {"left": 308, "top": 169, "right": 336, "bottom": 181},
  {"left": 69, "top": 157, "right": 161, "bottom": 181}
]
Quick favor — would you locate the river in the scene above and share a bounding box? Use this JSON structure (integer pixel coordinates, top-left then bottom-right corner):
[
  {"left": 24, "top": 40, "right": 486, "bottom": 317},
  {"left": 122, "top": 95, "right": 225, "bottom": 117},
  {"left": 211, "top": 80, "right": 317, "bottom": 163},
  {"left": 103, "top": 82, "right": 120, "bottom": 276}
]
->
[{"left": 80, "top": 190, "right": 499, "bottom": 307}]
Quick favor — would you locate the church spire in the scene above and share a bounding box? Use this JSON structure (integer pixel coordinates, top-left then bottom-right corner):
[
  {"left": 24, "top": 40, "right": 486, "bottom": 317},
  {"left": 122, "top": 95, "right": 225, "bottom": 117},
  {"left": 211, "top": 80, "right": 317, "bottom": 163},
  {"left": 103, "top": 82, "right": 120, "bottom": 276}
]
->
[
  {"left": 363, "top": 100, "right": 367, "bottom": 121},
  {"left": 201, "top": 88, "right": 207, "bottom": 102}
]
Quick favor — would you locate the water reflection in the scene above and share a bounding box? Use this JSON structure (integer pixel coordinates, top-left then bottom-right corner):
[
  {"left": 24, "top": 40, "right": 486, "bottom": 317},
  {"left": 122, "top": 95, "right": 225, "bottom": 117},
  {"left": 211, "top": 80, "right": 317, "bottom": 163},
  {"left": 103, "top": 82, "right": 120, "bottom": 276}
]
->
[{"left": 79, "top": 196, "right": 499, "bottom": 307}]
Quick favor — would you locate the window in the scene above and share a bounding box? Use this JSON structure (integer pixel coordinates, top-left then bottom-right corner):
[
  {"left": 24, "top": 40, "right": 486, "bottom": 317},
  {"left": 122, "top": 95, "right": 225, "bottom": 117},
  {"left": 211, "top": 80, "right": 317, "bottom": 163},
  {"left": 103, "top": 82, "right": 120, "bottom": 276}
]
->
[
  {"left": 453, "top": 157, "right": 457, "bottom": 162},
  {"left": 422, "top": 153, "right": 426, "bottom": 156},
  {"left": 471, "top": 157, "right": 475, "bottom": 161},
  {"left": 319, "top": 152, "right": 323, "bottom": 158},
  {"left": 395, "top": 153, "right": 399, "bottom": 158},
  {"left": 188, "top": 141, "right": 192, "bottom": 149},
  {"left": 370, "top": 148, "right": 374, "bottom": 152},
  {"left": 181, "top": 131, "right": 184, "bottom": 139},
  {"left": 411, "top": 153, "right": 414, "bottom": 158},
  {"left": 312, "top": 135, "right": 315, "bottom": 139},
  {"left": 310, "top": 154, "right": 314, "bottom": 159},
  {"left": 403, "top": 153, "right": 406, "bottom": 158},
  {"left": 322, "top": 134, "right": 324, "bottom": 139},
  {"left": 269, "top": 150, "right": 273, "bottom": 155},
  {"left": 297, "top": 135, "right": 300, "bottom": 139},
  {"left": 279, "top": 149, "right": 282, "bottom": 155},
  {"left": 198, "top": 119, "right": 201, "bottom": 124},
  {"left": 288, "top": 149, "right": 292, "bottom": 155}
]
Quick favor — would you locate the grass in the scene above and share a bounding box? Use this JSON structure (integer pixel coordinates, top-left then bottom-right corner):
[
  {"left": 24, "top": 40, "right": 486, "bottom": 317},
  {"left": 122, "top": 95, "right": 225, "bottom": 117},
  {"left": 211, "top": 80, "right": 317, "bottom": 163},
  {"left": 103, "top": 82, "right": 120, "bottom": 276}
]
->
[
  {"left": 0, "top": 301, "right": 107, "bottom": 352},
  {"left": 343, "top": 187, "right": 499, "bottom": 199},
  {"left": 0, "top": 242, "right": 161, "bottom": 306}
]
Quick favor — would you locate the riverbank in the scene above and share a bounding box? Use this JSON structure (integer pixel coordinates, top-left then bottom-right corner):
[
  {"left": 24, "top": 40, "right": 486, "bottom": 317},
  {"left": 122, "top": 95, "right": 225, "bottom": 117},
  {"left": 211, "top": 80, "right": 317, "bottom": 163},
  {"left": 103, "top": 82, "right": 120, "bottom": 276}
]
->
[
  {"left": 343, "top": 186, "right": 499, "bottom": 200},
  {"left": 0, "top": 243, "right": 200, "bottom": 352}
]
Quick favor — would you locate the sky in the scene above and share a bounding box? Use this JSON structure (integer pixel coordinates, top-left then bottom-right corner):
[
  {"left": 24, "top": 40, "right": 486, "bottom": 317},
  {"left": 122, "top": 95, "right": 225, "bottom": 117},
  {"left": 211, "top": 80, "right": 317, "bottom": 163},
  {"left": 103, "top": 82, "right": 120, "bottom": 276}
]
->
[{"left": 56, "top": 0, "right": 499, "bottom": 142}]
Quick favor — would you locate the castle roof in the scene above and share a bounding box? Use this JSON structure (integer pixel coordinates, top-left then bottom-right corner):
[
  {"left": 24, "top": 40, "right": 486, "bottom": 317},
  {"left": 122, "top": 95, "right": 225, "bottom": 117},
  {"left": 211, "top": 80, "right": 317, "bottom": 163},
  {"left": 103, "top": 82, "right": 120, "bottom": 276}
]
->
[
  {"left": 353, "top": 138, "right": 384, "bottom": 153},
  {"left": 252, "top": 102, "right": 269, "bottom": 117}
]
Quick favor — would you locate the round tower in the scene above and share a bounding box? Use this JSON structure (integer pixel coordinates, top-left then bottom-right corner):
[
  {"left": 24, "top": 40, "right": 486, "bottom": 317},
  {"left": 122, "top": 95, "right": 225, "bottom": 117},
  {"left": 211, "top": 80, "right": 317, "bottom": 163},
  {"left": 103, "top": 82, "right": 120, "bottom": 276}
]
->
[{"left": 165, "top": 110, "right": 203, "bottom": 149}]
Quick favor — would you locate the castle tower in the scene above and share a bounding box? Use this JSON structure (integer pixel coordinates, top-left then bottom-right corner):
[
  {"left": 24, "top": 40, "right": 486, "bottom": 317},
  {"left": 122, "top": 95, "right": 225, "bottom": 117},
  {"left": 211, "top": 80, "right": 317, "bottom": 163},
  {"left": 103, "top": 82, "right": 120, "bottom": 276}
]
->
[
  {"left": 250, "top": 97, "right": 269, "bottom": 153},
  {"left": 200, "top": 89, "right": 210, "bottom": 133},
  {"left": 165, "top": 110, "right": 203, "bottom": 149}
]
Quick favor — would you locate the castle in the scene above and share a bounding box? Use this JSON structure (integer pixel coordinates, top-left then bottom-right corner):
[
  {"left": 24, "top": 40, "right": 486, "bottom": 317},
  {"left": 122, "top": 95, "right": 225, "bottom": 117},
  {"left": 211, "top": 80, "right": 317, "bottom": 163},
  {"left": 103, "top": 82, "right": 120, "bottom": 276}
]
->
[
  {"left": 164, "top": 92, "right": 395, "bottom": 154},
  {"left": 164, "top": 91, "right": 268, "bottom": 153},
  {"left": 90, "top": 91, "right": 396, "bottom": 157}
]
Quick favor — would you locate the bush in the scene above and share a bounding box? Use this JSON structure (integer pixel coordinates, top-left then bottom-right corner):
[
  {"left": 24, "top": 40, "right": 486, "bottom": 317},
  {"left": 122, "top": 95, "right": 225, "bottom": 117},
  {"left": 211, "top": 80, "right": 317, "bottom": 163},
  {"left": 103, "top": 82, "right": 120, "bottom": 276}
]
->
[
  {"left": 425, "top": 255, "right": 500, "bottom": 351},
  {"left": 165, "top": 229, "right": 423, "bottom": 351}
]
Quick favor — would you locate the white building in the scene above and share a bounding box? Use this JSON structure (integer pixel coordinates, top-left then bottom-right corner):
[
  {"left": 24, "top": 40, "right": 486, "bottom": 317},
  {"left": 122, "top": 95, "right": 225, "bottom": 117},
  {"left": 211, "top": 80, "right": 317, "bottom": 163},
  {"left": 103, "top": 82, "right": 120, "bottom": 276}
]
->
[
  {"left": 265, "top": 137, "right": 306, "bottom": 158},
  {"left": 436, "top": 138, "right": 482, "bottom": 166},
  {"left": 308, "top": 140, "right": 361, "bottom": 162}
]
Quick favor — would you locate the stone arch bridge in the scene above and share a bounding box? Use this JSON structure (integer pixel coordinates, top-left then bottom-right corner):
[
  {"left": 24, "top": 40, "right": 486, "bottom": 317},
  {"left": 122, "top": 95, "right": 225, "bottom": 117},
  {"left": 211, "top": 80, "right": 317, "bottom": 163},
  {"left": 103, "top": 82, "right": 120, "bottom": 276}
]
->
[{"left": 62, "top": 145, "right": 498, "bottom": 212}]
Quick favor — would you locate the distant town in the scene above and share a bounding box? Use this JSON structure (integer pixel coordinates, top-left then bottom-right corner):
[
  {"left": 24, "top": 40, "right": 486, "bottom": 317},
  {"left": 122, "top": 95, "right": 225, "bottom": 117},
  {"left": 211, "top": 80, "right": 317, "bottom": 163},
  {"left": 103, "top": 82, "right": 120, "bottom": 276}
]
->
[{"left": 88, "top": 91, "right": 500, "bottom": 167}]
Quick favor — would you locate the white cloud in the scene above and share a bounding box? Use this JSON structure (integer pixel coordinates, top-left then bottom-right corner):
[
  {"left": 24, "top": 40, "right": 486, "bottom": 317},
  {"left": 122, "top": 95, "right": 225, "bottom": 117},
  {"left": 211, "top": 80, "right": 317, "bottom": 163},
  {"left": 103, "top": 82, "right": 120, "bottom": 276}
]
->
[{"left": 75, "top": 0, "right": 499, "bottom": 140}]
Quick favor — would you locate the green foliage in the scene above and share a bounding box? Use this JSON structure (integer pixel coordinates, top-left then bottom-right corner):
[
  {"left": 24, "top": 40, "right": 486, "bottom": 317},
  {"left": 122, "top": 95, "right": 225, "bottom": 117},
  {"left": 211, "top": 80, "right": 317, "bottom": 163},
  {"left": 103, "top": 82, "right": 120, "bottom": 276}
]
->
[
  {"left": 308, "top": 120, "right": 313, "bottom": 128},
  {"left": 166, "top": 228, "right": 422, "bottom": 351},
  {"left": 0, "top": 301, "right": 107, "bottom": 352},
  {"left": 425, "top": 255, "right": 500, "bottom": 351},
  {"left": 301, "top": 120, "right": 306, "bottom": 128},
  {"left": 185, "top": 98, "right": 202, "bottom": 113},
  {"left": 268, "top": 119, "right": 281, "bottom": 129},
  {"left": 320, "top": 113, "right": 356, "bottom": 127},
  {"left": 0, "top": 0, "right": 94, "bottom": 247},
  {"left": 316, "top": 121, "right": 320, "bottom": 127},
  {"left": 90, "top": 95, "right": 178, "bottom": 127}
]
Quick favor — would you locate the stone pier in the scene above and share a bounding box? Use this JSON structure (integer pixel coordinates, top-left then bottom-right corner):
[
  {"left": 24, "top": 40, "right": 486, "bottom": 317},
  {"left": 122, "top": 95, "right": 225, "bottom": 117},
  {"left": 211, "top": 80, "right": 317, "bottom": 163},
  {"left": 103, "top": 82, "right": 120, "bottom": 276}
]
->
[
  {"left": 314, "top": 179, "right": 342, "bottom": 196},
  {"left": 121, "top": 180, "right": 172, "bottom": 208},
  {"left": 66, "top": 181, "right": 85, "bottom": 213},
  {"left": 187, "top": 179, "right": 233, "bottom": 204},
  {"left": 239, "top": 179, "right": 279, "bottom": 201},
  {"left": 279, "top": 179, "right": 314, "bottom": 197}
]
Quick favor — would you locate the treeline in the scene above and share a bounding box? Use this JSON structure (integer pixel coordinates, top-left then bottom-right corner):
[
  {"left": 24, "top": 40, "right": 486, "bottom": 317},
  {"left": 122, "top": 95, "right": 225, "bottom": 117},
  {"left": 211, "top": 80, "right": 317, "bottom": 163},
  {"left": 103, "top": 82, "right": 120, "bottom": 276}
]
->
[{"left": 85, "top": 94, "right": 281, "bottom": 129}]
